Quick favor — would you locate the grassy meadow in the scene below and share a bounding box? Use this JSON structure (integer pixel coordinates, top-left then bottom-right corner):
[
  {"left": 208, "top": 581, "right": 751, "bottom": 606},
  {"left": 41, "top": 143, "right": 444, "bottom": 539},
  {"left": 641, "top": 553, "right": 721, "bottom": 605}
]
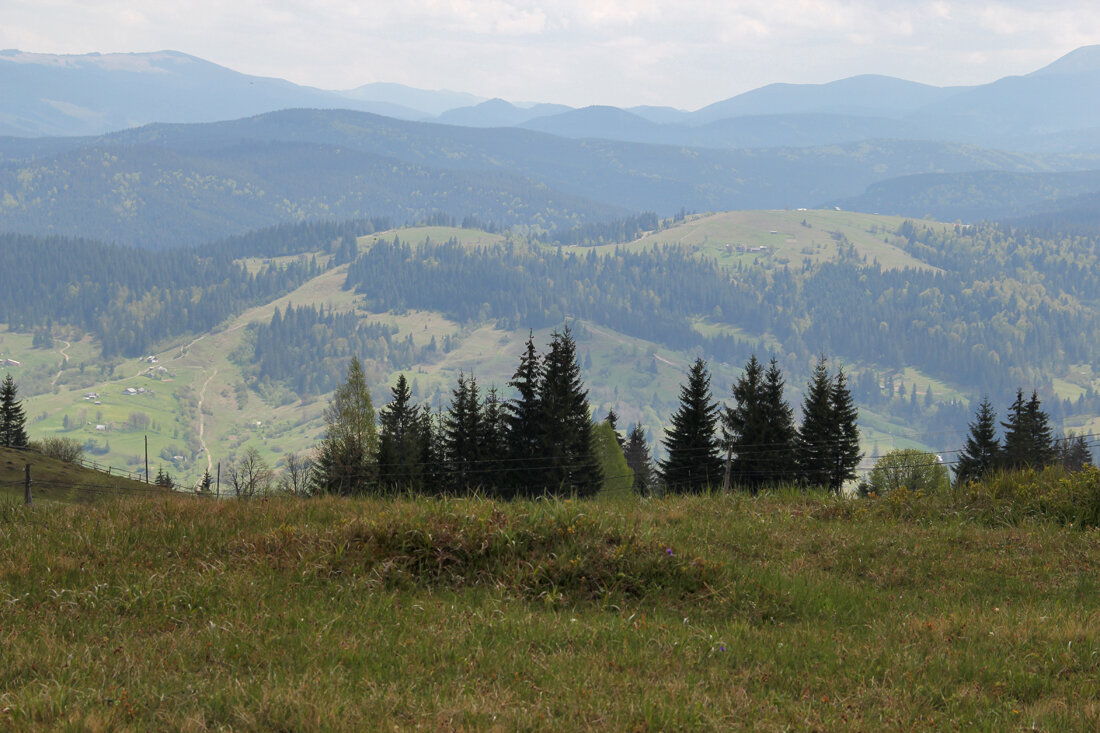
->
[{"left": 3, "top": 472, "right": 1100, "bottom": 730}]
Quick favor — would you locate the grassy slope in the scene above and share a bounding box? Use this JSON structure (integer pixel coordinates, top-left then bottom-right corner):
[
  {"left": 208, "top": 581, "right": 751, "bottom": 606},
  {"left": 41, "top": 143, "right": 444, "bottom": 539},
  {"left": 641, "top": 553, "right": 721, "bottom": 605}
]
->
[
  {"left": 1, "top": 490, "right": 1098, "bottom": 729},
  {"left": 0, "top": 445, "right": 160, "bottom": 503}
]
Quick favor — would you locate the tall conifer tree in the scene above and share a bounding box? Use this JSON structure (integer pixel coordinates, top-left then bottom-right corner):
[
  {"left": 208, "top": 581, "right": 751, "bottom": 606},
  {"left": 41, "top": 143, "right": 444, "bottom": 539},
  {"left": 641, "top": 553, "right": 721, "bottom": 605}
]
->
[
  {"left": 536, "top": 327, "right": 601, "bottom": 496},
  {"left": 954, "top": 397, "right": 1000, "bottom": 486},
  {"left": 660, "top": 358, "right": 723, "bottom": 493},
  {"left": 0, "top": 374, "right": 28, "bottom": 449},
  {"left": 377, "top": 374, "right": 426, "bottom": 492},
  {"left": 504, "top": 333, "right": 543, "bottom": 497}
]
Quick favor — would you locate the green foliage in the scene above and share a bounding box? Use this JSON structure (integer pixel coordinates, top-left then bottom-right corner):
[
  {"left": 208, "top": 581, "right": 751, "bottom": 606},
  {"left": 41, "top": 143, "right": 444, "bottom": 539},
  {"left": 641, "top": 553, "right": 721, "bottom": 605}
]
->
[
  {"left": 591, "top": 421, "right": 633, "bottom": 495},
  {"left": 35, "top": 436, "right": 84, "bottom": 464},
  {"left": 312, "top": 357, "right": 376, "bottom": 495},
  {"left": 0, "top": 232, "right": 320, "bottom": 357},
  {"left": 863, "top": 448, "right": 950, "bottom": 497}
]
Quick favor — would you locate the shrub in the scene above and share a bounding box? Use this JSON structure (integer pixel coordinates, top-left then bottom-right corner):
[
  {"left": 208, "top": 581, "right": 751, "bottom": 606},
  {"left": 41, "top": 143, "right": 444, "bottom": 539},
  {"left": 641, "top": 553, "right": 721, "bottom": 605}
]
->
[{"left": 36, "top": 436, "right": 84, "bottom": 464}]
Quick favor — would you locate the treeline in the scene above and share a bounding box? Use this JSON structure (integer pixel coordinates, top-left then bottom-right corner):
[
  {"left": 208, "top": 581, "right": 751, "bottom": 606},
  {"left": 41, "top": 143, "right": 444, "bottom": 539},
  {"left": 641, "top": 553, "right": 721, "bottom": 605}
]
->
[
  {"left": 540, "top": 212, "right": 660, "bottom": 246},
  {"left": 0, "top": 233, "right": 321, "bottom": 357},
  {"left": 954, "top": 390, "right": 1093, "bottom": 486},
  {"left": 229, "top": 336, "right": 862, "bottom": 500},
  {"left": 199, "top": 217, "right": 393, "bottom": 260}
]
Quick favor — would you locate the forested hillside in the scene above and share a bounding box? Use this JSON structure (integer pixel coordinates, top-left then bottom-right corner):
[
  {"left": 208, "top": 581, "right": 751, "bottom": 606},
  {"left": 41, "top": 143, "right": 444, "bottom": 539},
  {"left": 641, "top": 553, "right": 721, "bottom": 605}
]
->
[{"left": 5, "top": 211, "right": 1100, "bottom": 487}]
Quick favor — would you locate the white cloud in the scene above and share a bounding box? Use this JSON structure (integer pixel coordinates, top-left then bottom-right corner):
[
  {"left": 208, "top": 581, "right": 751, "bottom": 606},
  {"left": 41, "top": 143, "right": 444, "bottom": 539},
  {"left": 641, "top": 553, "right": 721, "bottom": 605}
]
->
[{"left": 1, "top": 0, "right": 1099, "bottom": 108}]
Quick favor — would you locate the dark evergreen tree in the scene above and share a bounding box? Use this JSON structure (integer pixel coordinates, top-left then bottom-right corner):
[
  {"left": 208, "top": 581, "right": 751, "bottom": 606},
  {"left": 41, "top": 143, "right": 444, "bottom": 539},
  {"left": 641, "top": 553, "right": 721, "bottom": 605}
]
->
[
  {"left": 605, "top": 408, "right": 625, "bottom": 450},
  {"left": 504, "top": 333, "right": 542, "bottom": 497},
  {"left": 623, "top": 423, "right": 653, "bottom": 494},
  {"left": 1057, "top": 432, "right": 1093, "bottom": 472},
  {"left": 724, "top": 354, "right": 768, "bottom": 491},
  {"left": 660, "top": 358, "right": 723, "bottom": 493},
  {"left": 724, "top": 356, "right": 799, "bottom": 491},
  {"left": 828, "top": 369, "right": 862, "bottom": 492},
  {"left": 442, "top": 373, "right": 483, "bottom": 494},
  {"left": 479, "top": 387, "right": 508, "bottom": 495},
  {"left": 796, "top": 358, "right": 861, "bottom": 493},
  {"left": 760, "top": 358, "right": 799, "bottom": 486},
  {"left": 535, "top": 328, "right": 602, "bottom": 496},
  {"left": 954, "top": 397, "right": 1000, "bottom": 486},
  {"left": 796, "top": 357, "right": 835, "bottom": 489},
  {"left": 0, "top": 374, "right": 28, "bottom": 449},
  {"left": 377, "top": 374, "right": 426, "bottom": 492},
  {"left": 1002, "top": 390, "right": 1055, "bottom": 470}
]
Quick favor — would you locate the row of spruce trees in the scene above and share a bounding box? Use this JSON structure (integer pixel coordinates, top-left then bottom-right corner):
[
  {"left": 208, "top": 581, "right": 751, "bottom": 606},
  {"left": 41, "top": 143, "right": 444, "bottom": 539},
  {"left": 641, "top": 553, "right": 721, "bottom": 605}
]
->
[
  {"left": 954, "top": 390, "right": 1093, "bottom": 485},
  {"left": 307, "top": 327, "right": 863, "bottom": 498}
]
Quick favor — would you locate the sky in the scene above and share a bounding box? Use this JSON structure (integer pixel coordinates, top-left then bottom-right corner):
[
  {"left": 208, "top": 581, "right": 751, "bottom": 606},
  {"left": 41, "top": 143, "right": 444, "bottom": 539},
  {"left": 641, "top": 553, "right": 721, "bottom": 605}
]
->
[{"left": 3, "top": 0, "right": 1100, "bottom": 110}]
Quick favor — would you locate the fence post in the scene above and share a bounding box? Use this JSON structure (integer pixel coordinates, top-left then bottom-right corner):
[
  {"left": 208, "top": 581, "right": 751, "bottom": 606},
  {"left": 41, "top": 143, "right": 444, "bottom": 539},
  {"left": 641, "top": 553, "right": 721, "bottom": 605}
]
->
[{"left": 24, "top": 463, "right": 31, "bottom": 505}]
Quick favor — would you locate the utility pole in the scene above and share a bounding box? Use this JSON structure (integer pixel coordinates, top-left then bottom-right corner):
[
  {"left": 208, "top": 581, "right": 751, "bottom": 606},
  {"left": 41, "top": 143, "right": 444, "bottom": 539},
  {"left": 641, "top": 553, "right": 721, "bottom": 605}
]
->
[
  {"left": 23, "top": 463, "right": 31, "bottom": 505},
  {"left": 216, "top": 461, "right": 221, "bottom": 499},
  {"left": 144, "top": 435, "right": 149, "bottom": 485}
]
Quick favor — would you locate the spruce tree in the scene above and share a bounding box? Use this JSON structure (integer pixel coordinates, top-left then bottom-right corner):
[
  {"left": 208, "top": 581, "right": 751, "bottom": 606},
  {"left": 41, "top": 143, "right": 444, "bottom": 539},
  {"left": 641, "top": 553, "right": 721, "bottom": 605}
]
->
[
  {"left": 660, "top": 358, "right": 723, "bottom": 493},
  {"left": 504, "top": 333, "right": 542, "bottom": 497},
  {"left": 536, "top": 328, "right": 601, "bottom": 496},
  {"left": 796, "top": 357, "right": 835, "bottom": 489},
  {"left": 724, "top": 355, "right": 797, "bottom": 491},
  {"left": 442, "top": 372, "right": 483, "bottom": 494},
  {"left": 0, "top": 374, "right": 28, "bottom": 449},
  {"left": 724, "top": 355, "right": 766, "bottom": 490},
  {"left": 377, "top": 374, "right": 426, "bottom": 492},
  {"left": 479, "top": 387, "right": 508, "bottom": 495},
  {"left": 1057, "top": 432, "right": 1093, "bottom": 472},
  {"left": 760, "top": 357, "right": 799, "bottom": 486},
  {"left": 623, "top": 423, "right": 653, "bottom": 495},
  {"left": 312, "top": 356, "right": 376, "bottom": 495},
  {"left": 1002, "top": 390, "right": 1055, "bottom": 470},
  {"left": 828, "top": 368, "right": 862, "bottom": 493},
  {"left": 795, "top": 358, "right": 860, "bottom": 493},
  {"left": 954, "top": 397, "right": 1000, "bottom": 486}
]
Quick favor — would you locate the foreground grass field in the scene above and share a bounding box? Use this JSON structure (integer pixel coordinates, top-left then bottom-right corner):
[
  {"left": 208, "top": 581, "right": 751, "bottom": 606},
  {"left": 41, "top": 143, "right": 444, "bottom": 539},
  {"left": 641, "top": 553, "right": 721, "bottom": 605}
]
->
[{"left": 2, "top": 482, "right": 1100, "bottom": 730}]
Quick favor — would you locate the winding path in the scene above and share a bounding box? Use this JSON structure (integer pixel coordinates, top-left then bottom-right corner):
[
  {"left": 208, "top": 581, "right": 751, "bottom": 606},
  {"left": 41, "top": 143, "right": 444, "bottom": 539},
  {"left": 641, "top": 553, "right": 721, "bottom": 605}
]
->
[
  {"left": 51, "top": 338, "right": 71, "bottom": 385},
  {"left": 197, "top": 368, "right": 217, "bottom": 473}
]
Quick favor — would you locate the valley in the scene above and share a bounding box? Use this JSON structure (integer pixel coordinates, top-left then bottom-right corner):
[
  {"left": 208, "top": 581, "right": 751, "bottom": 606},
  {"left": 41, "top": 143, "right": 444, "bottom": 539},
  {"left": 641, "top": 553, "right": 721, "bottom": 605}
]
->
[{"left": 5, "top": 210, "right": 1096, "bottom": 489}]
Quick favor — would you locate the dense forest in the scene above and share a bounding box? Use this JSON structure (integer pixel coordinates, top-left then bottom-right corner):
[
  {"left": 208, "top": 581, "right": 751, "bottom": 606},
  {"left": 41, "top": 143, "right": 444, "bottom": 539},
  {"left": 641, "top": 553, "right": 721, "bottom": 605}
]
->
[{"left": 0, "top": 232, "right": 321, "bottom": 357}]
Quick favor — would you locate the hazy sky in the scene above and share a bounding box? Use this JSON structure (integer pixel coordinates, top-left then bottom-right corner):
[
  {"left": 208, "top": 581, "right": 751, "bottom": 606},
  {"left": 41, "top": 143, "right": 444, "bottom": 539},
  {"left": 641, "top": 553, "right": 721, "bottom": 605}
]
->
[{"left": 4, "top": 1, "right": 1099, "bottom": 109}]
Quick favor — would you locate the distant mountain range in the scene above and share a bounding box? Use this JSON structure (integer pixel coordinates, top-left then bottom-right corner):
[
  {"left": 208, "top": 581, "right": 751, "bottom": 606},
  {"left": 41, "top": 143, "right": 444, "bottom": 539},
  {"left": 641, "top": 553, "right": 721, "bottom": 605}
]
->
[
  {"left": 5, "top": 46, "right": 1100, "bottom": 153},
  {"left": 2, "top": 107, "right": 1098, "bottom": 248},
  {"left": 5, "top": 46, "right": 1100, "bottom": 243}
]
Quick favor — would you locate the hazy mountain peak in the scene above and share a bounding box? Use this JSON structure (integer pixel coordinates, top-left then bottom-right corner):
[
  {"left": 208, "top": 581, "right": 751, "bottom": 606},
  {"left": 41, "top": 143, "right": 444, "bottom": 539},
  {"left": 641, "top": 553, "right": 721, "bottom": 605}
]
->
[{"left": 1029, "top": 45, "right": 1100, "bottom": 76}]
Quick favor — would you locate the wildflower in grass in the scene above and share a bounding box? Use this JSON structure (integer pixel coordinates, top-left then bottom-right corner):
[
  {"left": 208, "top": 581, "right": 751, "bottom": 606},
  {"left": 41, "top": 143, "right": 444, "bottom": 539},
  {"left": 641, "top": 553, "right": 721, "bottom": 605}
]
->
[{"left": 666, "top": 547, "right": 674, "bottom": 556}]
